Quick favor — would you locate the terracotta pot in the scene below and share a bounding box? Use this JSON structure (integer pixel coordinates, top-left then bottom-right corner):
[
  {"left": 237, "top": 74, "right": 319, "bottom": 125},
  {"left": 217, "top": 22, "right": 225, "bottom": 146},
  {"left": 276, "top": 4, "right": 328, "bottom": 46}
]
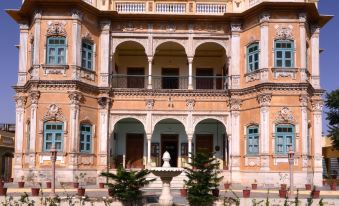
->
[
  {"left": 279, "top": 189, "right": 287, "bottom": 198},
  {"left": 252, "top": 183, "right": 257, "bottom": 190},
  {"left": 0, "top": 182, "right": 4, "bottom": 188},
  {"left": 9, "top": 178, "right": 13, "bottom": 183},
  {"left": 311, "top": 190, "right": 320, "bottom": 199},
  {"left": 180, "top": 188, "right": 188, "bottom": 197},
  {"left": 31, "top": 188, "right": 40, "bottom": 196},
  {"left": 73, "top": 182, "right": 79, "bottom": 188},
  {"left": 18, "top": 182, "right": 25, "bottom": 188},
  {"left": 330, "top": 183, "right": 336, "bottom": 191},
  {"left": 242, "top": 189, "right": 250, "bottom": 198},
  {"left": 305, "top": 184, "right": 312, "bottom": 190},
  {"left": 46, "top": 182, "right": 52, "bottom": 188},
  {"left": 224, "top": 183, "right": 231, "bottom": 190},
  {"left": 280, "top": 184, "right": 287, "bottom": 190},
  {"left": 108, "top": 189, "right": 114, "bottom": 197},
  {"left": 0, "top": 188, "right": 7, "bottom": 196},
  {"left": 77, "top": 188, "right": 85, "bottom": 196},
  {"left": 99, "top": 182, "right": 105, "bottom": 188},
  {"left": 212, "top": 188, "right": 219, "bottom": 197}
]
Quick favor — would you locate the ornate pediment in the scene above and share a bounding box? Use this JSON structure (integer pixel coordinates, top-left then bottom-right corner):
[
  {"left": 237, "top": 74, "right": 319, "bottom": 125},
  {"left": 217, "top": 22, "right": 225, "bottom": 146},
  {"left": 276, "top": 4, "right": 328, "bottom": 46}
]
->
[
  {"left": 275, "top": 107, "right": 295, "bottom": 124},
  {"left": 43, "top": 104, "right": 65, "bottom": 121},
  {"left": 275, "top": 25, "right": 294, "bottom": 40},
  {"left": 47, "top": 21, "right": 67, "bottom": 37}
]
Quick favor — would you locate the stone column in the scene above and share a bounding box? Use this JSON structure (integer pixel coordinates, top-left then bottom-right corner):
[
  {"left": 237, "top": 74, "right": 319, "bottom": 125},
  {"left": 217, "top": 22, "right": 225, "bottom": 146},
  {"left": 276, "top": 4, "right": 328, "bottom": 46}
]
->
[
  {"left": 230, "top": 23, "right": 241, "bottom": 89},
  {"left": 259, "top": 12, "right": 270, "bottom": 82},
  {"left": 312, "top": 100, "right": 323, "bottom": 186},
  {"left": 68, "top": 91, "right": 83, "bottom": 168},
  {"left": 187, "top": 134, "right": 193, "bottom": 163},
  {"left": 18, "top": 23, "right": 29, "bottom": 86},
  {"left": 71, "top": 10, "right": 83, "bottom": 80},
  {"left": 98, "top": 95, "right": 111, "bottom": 169},
  {"left": 300, "top": 94, "right": 310, "bottom": 172},
  {"left": 31, "top": 10, "right": 42, "bottom": 80},
  {"left": 147, "top": 134, "right": 152, "bottom": 166},
  {"left": 257, "top": 93, "right": 272, "bottom": 171},
  {"left": 299, "top": 13, "right": 308, "bottom": 82},
  {"left": 14, "top": 95, "right": 27, "bottom": 171},
  {"left": 188, "top": 57, "right": 193, "bottom": 90},
  {"left": 99, "top": 20, "right": 111, "bottom": 87},
  {"left": 28, "top": 91, "right": 40, "bottom": 168},
  {"left": 147, "top": 56, "right": 153, "bottom": 89},
  {"left": 229, "top": 98, "right": 241, "bottom": 179},
  {"left": 311, "top": 26, "right": 320, "bottom": 89}
]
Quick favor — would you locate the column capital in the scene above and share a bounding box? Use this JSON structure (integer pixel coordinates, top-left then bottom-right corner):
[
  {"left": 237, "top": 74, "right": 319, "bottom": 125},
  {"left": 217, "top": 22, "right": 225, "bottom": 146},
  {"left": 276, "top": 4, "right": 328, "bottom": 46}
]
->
[
  {"left": 146, "top": 133, "right": 152, "bottom": 140},
  {"left": 187, "top": 56, "right": 193, "bottom": 63},
  {"left": 71, "top": 9, "right": 83, "bottom": 21},
  {"left": 33, "top": 9, "right": 42, "bottom": 20},
  {"left": 257, "top": 93, "right": 272, "bottom": 107},
  {"left": 29, "top": 91, "right": 40, "bottom": 105},
  {"left": 97, "top": 95, "right": 112, "bottom": 110},
  {"left": 228, "top": 98, "right": 242, "bottom": 111},
  {"left": 230, "top": 23, "right": 242, "bottom": 33},
  {"left": 14, "top": 95, "right": 27, "bottom": 109},
  {"left": 311, "top": 100, "right": 323, "bottom": 113},
  {"left": 19, "top": 22, "right": 29, "bottom": 31},
  {"left": 311, "top": 25, "right": 320, "bottom": 37},
  {"left": 100, "top": 20, "right": 111, "bottom": 32},
  {"left": 299, "top": 94, "right": 309, "bottom": 107},
  {"left": 299, "top": 13, "right": 307, "bottom": 23},
  {"left": 147, "top": 56, "right": 153, "bottom": 62},
  {"left": 187, "top": 133, "right": 193, "bottom": 141},
  {"left": 259, "top": 12, "right": 270, "bottom": 24},
  {"left": 68, "top": 91, "right": 83, "bottom": 105}
]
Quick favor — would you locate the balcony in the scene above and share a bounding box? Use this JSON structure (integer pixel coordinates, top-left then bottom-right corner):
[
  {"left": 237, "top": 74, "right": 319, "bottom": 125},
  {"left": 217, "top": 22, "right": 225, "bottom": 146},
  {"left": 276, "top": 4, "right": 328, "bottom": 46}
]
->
[
  {"left": 111, "top": 74, "right": 228, "bottom": 91},
  {"left": 196, "top": 4, "right": 226, "bottom": 14},
  {"left": 155, "top": 3, "right": 186, "bottom": 14},
  {"left": 116, "top": 2, "right": 146, "bottom": 13}
]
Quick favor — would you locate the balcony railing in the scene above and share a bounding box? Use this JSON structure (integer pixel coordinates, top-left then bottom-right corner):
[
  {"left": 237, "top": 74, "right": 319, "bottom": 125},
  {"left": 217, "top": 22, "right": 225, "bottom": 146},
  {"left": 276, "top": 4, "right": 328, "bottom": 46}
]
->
[
  {"left": 249, "top": 0, "right": 260, "bottom": 7},
  {"left": 111, "top": 74, "right": 228, "bottom": 90},
  {"left": 196, "top": 4, "right": 226, "bottom": 14},
  {"left": 116, "top": 2, "right": 146, "bottom": 13},
  {"left": 155, "top": 3, "right": 186, "bottom": 13}
]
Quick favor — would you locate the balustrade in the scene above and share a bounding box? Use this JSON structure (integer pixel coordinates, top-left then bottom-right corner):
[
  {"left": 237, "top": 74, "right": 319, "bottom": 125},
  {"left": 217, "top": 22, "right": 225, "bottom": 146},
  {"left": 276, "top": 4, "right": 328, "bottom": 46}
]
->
[
  {"left": 116, "top": 2, "right": 146, "bottom": 13},
  {"left": 196, "top": 4, "right": 226, "bottom": 14},
  {"left": 155, "top": 3, "right": 186, "bottom": 14}
]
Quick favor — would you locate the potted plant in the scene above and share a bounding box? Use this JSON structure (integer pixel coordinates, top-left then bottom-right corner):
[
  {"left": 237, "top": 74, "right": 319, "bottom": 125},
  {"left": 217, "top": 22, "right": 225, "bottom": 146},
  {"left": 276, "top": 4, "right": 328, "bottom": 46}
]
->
[
  {"left": 311, "top": 186, "right": 320, "bottom": 199},
  {"left": 27, "top": 172, "right": 40, "bottom": 197},
  {"left": 46, "top": 178, "right": 52, "bottom": 189},
  {"left": 180, "top": 186, "right": 188, "bottom": 197},
  {"left": 77, "top": 172, "right": 87, "bottom": 196},
  {"left": 305, "top": 178, "right": 312, "bottom": 190},
  {"left": 18, "top": 175, "right": 25, "bottom": 188},
  {"left": 101, "top": 167, "right": 155, "bottom": 205},
  {"left": 224, "top": 181, "right": 231, "bottom": 190},
  {"left": 242, "top": 187, "right": 251, "bottom": 198},
  {"left": 279, "top": 187, "right": 287, "bottom": 198},
  {"left": 73, "top": 175, "right": 80, "bottom": 188},
  {"left": 252, "top": 179, "right": 258, "bottom": 190},
  {"left": 329, "top": 181, "right": 336, "bottom": 191}
]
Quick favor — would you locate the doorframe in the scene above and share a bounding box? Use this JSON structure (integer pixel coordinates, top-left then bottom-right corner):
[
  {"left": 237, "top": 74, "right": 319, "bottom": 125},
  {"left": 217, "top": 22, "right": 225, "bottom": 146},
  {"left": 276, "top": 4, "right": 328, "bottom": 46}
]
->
[
  {"left": 125, "top": 133, "right": 144, "bottom": 168},
  {"left": 161, "top": 134, "right": 179, "bottom": 167}
]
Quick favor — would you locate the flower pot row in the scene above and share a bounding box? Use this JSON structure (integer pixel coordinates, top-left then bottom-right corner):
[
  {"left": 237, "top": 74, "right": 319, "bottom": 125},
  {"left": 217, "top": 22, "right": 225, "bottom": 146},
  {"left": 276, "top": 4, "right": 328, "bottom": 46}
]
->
[{"left": 17, "top": 181, "right": 52, "bottom": 189}]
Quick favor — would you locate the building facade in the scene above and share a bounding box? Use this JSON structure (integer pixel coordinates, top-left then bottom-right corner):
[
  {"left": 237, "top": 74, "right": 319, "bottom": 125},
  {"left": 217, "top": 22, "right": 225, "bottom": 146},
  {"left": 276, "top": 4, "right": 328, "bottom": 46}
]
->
[{"left": 8, "top": 0, "right": 331, "bottom": 187}]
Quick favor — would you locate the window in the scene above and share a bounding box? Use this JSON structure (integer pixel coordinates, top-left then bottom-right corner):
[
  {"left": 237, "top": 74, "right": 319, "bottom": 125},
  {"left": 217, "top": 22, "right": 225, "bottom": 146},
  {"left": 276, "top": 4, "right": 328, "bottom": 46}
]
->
[
  {"left": 46, "top": 37, "right": 66, "bottom": 65},
  {"left": 43, "top": 122, "right": 64, "bottom": 151},
  {"left": 275, "top": 40, "right": 294, "bottom": 68},
  {"left": 81, "top": 41, "right": 93, "bottom": 70},
  {"left": 275, "top": 124, "right": 294, "bottom": 154},
  {"left": 80, "top": 124, "right": 92, "bottom": 153},
  {"left": 247, "top": 43, "right": 259, "bottom": 72},
  {"left": 247, "top": 126, "right": 259, "bottom": 155}
]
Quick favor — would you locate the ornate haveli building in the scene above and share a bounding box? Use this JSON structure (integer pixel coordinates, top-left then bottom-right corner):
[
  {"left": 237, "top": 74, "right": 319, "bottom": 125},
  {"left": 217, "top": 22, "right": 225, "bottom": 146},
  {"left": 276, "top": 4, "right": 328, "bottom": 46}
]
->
[{"left": 8, "top": 0, "right": 331, "bottom": 187}]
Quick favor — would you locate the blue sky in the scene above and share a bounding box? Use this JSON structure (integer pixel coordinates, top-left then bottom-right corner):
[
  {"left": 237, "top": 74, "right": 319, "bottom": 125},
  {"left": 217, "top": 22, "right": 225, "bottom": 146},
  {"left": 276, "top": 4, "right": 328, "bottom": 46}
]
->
[{"left": 0, "top": 0, "right": 338, "bottom": 134}]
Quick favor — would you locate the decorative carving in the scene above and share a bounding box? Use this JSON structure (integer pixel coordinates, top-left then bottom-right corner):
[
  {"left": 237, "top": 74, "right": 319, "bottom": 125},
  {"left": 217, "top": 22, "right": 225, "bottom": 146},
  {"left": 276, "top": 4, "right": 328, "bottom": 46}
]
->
[
  {"left": 299, "top": 13, "right": 307, "bottom": 23},
  {"left": 257, "top": 93, "right": 272, "bottom": 107},
  {"left": 275, "top": 107, "right": 295, "bottom": 123},
  {"left": 229, "top": 98, "right": 242, "bottom": 111},
  {"left": 275, "top": 26, "right": 294, "bottom": 40},
  {"left": 311, "top": 100, "right": 323, "bottom": 112},
  {"left": 68, "top": 91, "right": 83, "bottom": 105},
  {"left": 47, "top": 21, "right": 67, "bottom": 37},
  {"left": 98, "top": 96, "right": 111, "bottom": 109},
  {"left": 80, "top": 69, "right": 95, "bottom": 81},
  {"left": 33, "top": 9, "right": 42, "bottom": 19},
  {"left": 166, "top": 23, "right": 176, "bottom": 32},
  {"left": 29, "top": 91, "right": 40, "bottom": 105},
  {"left": 272, "top": 68, "right": 297, "bottom": 79},
  {"left": 299, "top": 94, "right": 309, "bottom": 107},
  {"left": 14, "top": 95, "right": 27, "bottom": 109},
  {"left": 186, "top": 99, "right": 195, "bottom": 111},
  {"left": 230, "top": 23, "right": 242, "bottom": 32},
  {"left": 100, "top": 20, "right": 111, "bottom": 31},
  {"left": 44, "top": 104, "right": 65, "bottom": 121},
  {"left": 245, "top": 157, "right": 260, "bottom": 167},
  {"left": 71, "top": 9, "right": 83, "bottom": 20},
  {"left": 145, "top": 99, "right": 155, "bottom": 110},
  {"left": 167, "top": 96, "right": 174, "bottom": 108},
  {"left": 259, "top": 12, "right": 270, "bottom": 23},
  {"left": 245, "top": 72, "right": 260, "bottom": 82}
]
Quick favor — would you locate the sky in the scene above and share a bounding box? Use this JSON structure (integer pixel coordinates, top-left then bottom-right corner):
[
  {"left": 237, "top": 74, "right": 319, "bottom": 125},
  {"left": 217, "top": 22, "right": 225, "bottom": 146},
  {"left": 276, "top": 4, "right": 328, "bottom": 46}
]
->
[{"left": 0, "top": 0, "right": 338, "bottom": 134}]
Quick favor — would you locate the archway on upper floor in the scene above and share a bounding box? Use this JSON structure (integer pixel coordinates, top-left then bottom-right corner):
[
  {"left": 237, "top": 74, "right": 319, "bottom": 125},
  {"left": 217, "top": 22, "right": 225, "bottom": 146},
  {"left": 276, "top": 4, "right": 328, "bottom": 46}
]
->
[
  {"left": 110, "top": 117, "right": 146, "bottom": 169},
  {"left": 193, "top": 118, "right": 229, "bottom": 170},
  {"left": 113, "top": 41, "right": 148, "bottom": 89},
  {"left": 193, "top": 42, "right": 228, "bottom": 90},
  {"left": 151, "top": 118, "right": 187, "bottom": 167},
  {"left": 152, "top": 41, "right": 188, "bottom": 90}
]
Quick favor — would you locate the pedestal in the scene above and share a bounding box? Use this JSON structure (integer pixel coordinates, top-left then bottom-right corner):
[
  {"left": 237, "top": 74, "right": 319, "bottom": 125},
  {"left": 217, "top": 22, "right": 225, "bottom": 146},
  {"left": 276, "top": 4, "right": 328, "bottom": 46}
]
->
[{"left": 159, "top": 177, "right": 174, "bottom": 206}]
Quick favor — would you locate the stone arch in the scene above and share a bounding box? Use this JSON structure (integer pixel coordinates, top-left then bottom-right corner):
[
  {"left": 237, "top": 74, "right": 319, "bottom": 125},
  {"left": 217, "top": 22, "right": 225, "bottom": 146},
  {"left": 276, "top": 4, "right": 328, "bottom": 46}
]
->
[
  {"left": 111, "top": 115, "right": 147, "bottom": 131},
  {"left": 153, "top": 39, "right": 188, "bottom": 56},
  {"left": 112, "top": 38, "right": 148, "bottom": 54},
  {"left": 192, "top": 116, "right": 227, "bottom": 133},
  {"left": 152, "top": 115, "right": 187, "bottom": 132},
  {"left": 192, "top": 40, "right": 228, "bottom": 57}
]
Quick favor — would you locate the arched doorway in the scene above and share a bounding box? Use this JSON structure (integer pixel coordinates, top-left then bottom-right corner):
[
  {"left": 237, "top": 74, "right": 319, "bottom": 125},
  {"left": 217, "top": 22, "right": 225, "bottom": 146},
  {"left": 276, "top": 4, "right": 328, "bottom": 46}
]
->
[
  {"left": 152, "top": 118, "right": 187, "bottom": 167},
  {"left": 110, "top": 118, "right": 146, "bottom": 169},
  {"left": 194, "top": 118, "right": 228, "bottom": 169}
]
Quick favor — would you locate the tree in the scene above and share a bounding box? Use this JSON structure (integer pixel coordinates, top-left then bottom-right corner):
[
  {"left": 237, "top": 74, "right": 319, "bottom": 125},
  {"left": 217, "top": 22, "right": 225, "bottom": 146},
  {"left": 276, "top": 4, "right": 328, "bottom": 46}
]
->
[
  {"left": 184, "top": 152, "right": 223, "bottom": 206},
  {"left": 101, "top": 167, "right": 155, "bottom": 206},
  {"left": 325, "top": 89, "right": 339, "bottom": 150}
]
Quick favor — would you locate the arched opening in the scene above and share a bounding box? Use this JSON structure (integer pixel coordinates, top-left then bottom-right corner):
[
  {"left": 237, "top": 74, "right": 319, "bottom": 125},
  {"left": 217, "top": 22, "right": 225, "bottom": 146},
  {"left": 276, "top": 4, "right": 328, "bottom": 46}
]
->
[
  {"left": 194, "top": 118, "right": 228, "bottom": 169},
  {"left": 112, "top": 41, "right": 148, "bottom": 89},
  {"left": 193, "top": 42, "right": 228, "bottom": 90},
  {"left": 110, "top": 118, "right": 146, "bottom": 169},
  {"left": 151, "top": 118, "right": 187, "bottom": 167},
  {"left": 153, "top": 41, "right": 188, "bottom": 89}
]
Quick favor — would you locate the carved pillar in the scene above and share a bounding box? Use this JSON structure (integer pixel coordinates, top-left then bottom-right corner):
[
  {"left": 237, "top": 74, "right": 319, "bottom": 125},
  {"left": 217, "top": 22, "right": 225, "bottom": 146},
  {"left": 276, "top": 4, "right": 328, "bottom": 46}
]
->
[
  {"left": 300, "top": 94, "right": 309, "bottom": 170},
  {"left": 311, "top": 26, "right": 320, "bottom": 89},
  {"left": 187, "top": 133, "right": 193, "bottom": 163},
  {"left": 71, "top": 10, "right": 83, "bottom": 80},
  {"left": 312, "top": 99, "right": 323, "bottom": 186},
  {"left": 147, "top": 56, "right": 153, "bottom": 89},
  {"left": 259, "top": 12, "right": 270, "bottom": 82},
  {"left": 147, "top": 133, "right": 152, "bottom": 166},
  {"left": 31, "top": 10, "right": 42, "bottom": 80},
  {"left": 257, "top": 93, "right": 271, "bottom": 171},
  {"left": 99, "top": 20, "right": 111, "bottom": 87},
  {"left": 68, "top": 91, "right": 82, "bottom": 168},
  {"left": 230, "top": 23, "right": 241, "bottom": 89},
  {"left": 18, "top": 23, "right": 29, "bottom": 86},
  {"left": 229, "top": 98, "right": 241, "bottom": 176},
  {"left": 98, "top": 95, "right": 111, "bottom": 169},
  {"left": 28, "top": 91, "right": 40, "bottom": 168},
  {"left": 14, "top": 95, "right": 27, "bottom": 170},
  {"left": 188, "top": 57, "right": 193, "bottom": 90}
]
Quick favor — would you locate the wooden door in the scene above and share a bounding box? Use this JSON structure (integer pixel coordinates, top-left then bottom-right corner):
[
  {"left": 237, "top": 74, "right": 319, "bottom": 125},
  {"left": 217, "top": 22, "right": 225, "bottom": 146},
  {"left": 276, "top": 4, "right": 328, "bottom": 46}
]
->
[
  {"left": 127, "top": 68, "right": 144, "bottom": 88},
  {"left": 162, "top": 68, "right": 179, "bottom": 89},
  {"left": 196, "top": 68, "right": 214, "bottom": 89},
  {"left": 161, "top": 134, "right": 179, "bottom": 167},
  {"left": 196, "top": 134, "right": 213, "bottom": 155},
  {"left": 126, "top": 134, "right": 144, "bottom": 168}
]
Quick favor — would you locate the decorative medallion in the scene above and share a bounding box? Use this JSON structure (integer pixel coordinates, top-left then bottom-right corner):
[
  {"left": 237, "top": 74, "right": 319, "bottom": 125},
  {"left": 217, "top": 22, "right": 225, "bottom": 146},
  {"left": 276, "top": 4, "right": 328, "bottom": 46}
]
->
[
  {"left": 186, "top": 99, "right": 195, "bottom": 111},
  {"left": 44, "top": 104, "right": 65, "bottom": 121},
  {"left": 275, "top": 25, "right": 294, "bottom": 40},
  {"left": 275, "top": 107, "right": 294, "bottom": 123},
  {"left": 145, "top": 99, "right": 155, "bottom": 110},
  {"left": 47, "top": 21, "right": 67, "bottom": 37}
]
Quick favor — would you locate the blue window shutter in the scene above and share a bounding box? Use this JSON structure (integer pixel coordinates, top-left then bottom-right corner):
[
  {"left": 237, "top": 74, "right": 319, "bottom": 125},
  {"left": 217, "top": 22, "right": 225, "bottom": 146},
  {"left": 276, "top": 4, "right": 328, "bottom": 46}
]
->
[
  {"left": 43, "top": 122, "right": 64, "bottom": 152},
  {"left": 247, "top": 126, "right": 259, "bottom": 155},
  {"left": 247, "top": 43, "right": 259, "bottom": 73},
  {"left": 275, "top": 124, "right": 295, "bottom": 154},
  {"left": 80, "top": 124, "right": 92, "bottom": 153},
  {"left": 274, "top": 40, "right": 294, "bottom": 68},
  {"left": 46, "top": 37, "right": 66, "bottom": 65},
  {"left": 81, "top": 41, "right": 93, "bottom": 70}
]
